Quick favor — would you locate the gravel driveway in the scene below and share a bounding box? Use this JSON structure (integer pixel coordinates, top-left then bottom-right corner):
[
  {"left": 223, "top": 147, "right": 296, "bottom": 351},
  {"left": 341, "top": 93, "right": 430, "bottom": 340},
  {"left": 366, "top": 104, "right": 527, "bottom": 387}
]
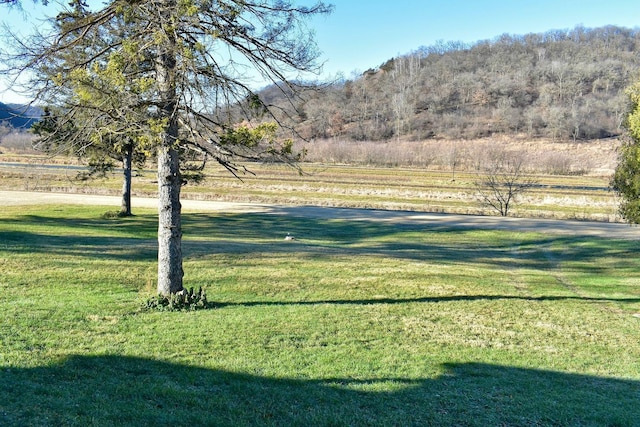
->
[{"left": 3, "top": 190, "right": 638, "bottom": 240}]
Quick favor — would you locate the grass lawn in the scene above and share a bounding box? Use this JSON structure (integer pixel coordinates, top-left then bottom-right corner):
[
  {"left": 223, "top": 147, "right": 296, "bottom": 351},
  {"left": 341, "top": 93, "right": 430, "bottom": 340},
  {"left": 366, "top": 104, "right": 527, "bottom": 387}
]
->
[{"left": 1, "top": 204, "right": 639, "bottom": 426}]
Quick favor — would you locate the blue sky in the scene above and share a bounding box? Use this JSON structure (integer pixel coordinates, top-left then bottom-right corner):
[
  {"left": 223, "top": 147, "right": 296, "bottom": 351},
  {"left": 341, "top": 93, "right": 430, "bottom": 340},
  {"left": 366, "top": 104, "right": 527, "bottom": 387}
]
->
[
  {"left": 311, "top": 0, "right": 640, "bottom": 80},
  {"left": 1, "top": 0, "right": 639, "bottom": 103}
]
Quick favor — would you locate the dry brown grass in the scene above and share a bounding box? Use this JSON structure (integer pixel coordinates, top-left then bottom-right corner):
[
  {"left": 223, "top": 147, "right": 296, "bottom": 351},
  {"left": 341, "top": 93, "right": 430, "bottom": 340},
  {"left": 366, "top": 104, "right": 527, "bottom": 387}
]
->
[
  {"left": 297, "top": 136, "right": 621, "bottom": 176},
  {"left": 0, "top": 136, "right": 622, "bottom": 221}
]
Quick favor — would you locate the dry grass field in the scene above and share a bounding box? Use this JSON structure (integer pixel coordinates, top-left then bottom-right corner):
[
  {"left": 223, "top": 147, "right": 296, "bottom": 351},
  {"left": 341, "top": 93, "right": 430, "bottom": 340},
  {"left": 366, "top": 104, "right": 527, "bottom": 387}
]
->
[{"left": 0, "top": 136, "right": 623, "bottom": 221}]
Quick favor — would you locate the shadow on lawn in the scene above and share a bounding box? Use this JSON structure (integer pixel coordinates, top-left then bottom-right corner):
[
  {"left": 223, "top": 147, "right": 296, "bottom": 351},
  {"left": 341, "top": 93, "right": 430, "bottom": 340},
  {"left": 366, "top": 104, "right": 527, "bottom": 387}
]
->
[
  {"left": 183, "top": 212, "right": 640, "bottom": 276},
  {"left": 0, "top": 355, "right": 638, "bottom": 426},
  {"left": 2, "top": 210, "right": 639, "bottom": 275},
  {"left": 212, "top": 293, "right": 640, "bottom": 309},
  {"left": 0, "top": 212, "right": 158, "bottom": 261},
  {"left": 1, "top": 229, "right": 158, "bottom": 261}
]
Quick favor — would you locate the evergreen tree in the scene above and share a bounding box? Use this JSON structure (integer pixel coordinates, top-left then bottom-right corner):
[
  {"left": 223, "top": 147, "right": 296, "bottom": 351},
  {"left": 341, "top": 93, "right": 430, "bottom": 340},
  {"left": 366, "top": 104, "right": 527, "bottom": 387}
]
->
[
  {"left": 612, "top": 80, "right": 640, "bottom": 223},
  {"left": 6, "top": 0, "right": 331, "bottom": 295}
]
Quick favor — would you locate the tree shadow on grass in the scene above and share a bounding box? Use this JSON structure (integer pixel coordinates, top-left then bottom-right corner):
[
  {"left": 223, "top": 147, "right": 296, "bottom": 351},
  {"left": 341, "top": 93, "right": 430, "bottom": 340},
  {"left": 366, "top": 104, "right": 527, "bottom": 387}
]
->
[
  {"left": 1, "top": 229, "right": 158, "bottom": 261},
  {"left": 183, "top": 212, "right": 640, "bottom": 276},
  {"left": 211, "top": 293, "right": 640, "bottom": 309},
  {"left": 0, "top": 210, "right": 162, "bottom": 262},
  {"left": 0, "top": 355, "right": 638, "bottom": 426},
  {"left": 2, "top": 210, "right": 639, "bottom": 277},
  {"left": 0, "top": 213, "right": 158, "bottom": 239}
]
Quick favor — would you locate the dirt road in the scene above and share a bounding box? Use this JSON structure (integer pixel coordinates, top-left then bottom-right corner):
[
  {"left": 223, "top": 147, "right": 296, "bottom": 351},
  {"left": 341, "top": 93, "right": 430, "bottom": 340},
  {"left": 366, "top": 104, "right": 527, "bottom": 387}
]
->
[{"left": 2, "top": 190, "right": 638, "bottom": 240}]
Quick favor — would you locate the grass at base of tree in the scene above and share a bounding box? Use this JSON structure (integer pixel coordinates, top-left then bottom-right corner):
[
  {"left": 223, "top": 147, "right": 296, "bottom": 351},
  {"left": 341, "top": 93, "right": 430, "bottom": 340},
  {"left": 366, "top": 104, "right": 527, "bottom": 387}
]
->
[{"left": 1, "top": 204, "right": 639, "bottom": 426}]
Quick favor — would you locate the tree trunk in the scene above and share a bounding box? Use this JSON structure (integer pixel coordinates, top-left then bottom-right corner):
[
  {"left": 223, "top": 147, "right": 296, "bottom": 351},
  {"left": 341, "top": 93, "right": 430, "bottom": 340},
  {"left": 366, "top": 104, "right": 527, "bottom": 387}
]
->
[
  {"left": 120, "top": 146, "right": 133, "bottom": 217},
  {"left": 155, "top": 0, "right": 183, "bottom": 295},
  {"left": 157, "top": 143, "right": 183, "bottom": 295}
]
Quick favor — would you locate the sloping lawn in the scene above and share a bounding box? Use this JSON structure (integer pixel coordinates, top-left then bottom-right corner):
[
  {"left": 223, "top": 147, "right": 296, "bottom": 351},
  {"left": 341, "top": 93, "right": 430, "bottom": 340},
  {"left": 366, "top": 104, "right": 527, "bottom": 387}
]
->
[{"left": 1, "top": 204, "right": 639, "bottom": 426}]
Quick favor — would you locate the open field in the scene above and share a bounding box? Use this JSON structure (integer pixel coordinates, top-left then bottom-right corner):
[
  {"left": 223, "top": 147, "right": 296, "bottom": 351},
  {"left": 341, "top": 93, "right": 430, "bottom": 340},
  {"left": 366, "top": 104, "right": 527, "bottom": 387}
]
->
[
  {"left": 0, "top": 135, "right": 623, "bottom": 221},
  {"left": 1, "top": 203, "right": 639, "bottom": 425},
  {"left": 0, "top": 155, "right": 621, "bottom": 222}
]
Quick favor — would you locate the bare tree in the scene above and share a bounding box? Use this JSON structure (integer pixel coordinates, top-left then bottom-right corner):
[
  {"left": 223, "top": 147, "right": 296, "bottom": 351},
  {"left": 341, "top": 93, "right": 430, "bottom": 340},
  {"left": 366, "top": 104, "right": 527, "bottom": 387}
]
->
[
  {"left": 474, "top": 148, "right": 537, "bottom": 216},
  {"left": 389, "top": 55, "right": 419, "bottom": 140},
  {"left": 0, "top": 124, "right": 10, "bottom": 144},
  {"left": 446, "top": 140, "right": 466, "bottom": 181}
]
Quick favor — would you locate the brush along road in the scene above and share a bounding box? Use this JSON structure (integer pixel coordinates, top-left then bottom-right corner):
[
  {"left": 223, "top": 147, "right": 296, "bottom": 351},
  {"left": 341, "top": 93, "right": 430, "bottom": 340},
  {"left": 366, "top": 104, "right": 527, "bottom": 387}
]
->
[{"left": 2, "top": 190, "right": 638, "bottom": 240}]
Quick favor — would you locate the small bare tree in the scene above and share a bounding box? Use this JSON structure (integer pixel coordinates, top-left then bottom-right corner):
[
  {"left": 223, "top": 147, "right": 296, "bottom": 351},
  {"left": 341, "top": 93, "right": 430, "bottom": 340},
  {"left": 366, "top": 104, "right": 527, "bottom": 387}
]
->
[
  {"left": 0, "top": 124, "right": 10, "bottom": 145},
  {"left": 446, "top": 140, "right": 467, "bottom": 181},
  {"left": 474, "top": 148, "right": 538, "bottom": 216}
]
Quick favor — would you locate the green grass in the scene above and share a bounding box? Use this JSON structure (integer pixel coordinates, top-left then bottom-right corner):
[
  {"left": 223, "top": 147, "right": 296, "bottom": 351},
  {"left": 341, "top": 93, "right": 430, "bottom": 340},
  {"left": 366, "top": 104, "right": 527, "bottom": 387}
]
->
[{"left": 1, "top": 204, "right": 640, "bottom": 426}]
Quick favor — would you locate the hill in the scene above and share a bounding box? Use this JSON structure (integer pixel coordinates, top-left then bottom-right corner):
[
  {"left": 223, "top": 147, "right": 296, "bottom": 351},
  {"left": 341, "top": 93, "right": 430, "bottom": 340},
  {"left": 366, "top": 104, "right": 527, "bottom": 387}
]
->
[
  {"left": 262, "top": 25, "right": 640, "bottom": 143},
  {"left": 0, "top": 102, "right": 41, "bottom": 129}
]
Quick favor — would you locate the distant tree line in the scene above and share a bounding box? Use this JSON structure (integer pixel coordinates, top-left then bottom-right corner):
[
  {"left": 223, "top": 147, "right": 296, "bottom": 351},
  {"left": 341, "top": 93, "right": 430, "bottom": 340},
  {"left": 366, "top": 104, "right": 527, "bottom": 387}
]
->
[{"left": 262, "top": 25, "right": 640, "bottom": 142}]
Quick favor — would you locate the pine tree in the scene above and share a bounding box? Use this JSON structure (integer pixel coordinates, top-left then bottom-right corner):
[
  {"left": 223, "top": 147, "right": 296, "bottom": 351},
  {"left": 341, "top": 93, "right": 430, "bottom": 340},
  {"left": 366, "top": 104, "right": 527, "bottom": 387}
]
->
[{"left": 6, "top": 0, "right": 331, "bottom": 294}]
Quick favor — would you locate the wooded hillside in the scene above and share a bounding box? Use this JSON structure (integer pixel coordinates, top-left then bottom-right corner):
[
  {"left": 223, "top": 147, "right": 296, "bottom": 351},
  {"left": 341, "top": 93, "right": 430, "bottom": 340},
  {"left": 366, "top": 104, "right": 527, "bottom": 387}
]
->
[
  {"left": 264, "top": 25, "right": 640, "bottom": 143},
  {"left": 0, "top": 102, "right": 40, "bottom": 129}
]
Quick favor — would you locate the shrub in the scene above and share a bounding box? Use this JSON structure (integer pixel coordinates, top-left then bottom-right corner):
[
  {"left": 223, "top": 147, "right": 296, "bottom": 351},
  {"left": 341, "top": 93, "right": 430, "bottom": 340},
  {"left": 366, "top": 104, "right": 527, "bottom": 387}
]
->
[{"left": 144, "top": 287, "right": 212, "bottom": 311}]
